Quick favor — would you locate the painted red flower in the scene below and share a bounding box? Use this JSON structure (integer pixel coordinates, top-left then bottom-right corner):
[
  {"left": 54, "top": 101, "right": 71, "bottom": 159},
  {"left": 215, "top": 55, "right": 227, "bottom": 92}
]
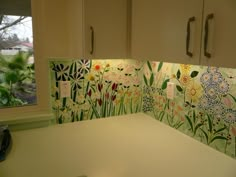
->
[
  {"left": 87, "top": 89, "right": 92, "bottom": 97},
  {"left": 94, "top": 64, "right": 101, "bottom": 71},
  {"left": 98, "top": 83, "right": 103, "bottom": 92},
  {"left": 105, "top": 92, "right": 109, "bottom": 100},
  {"left": 112, "top": 83, "right": 118, "bottom": 90},
  {"left": 97, "top": 98, "right": 102, "bottom": 106},
  {"left": 112, "top": 95, "right": 116, "bottom": 101}
]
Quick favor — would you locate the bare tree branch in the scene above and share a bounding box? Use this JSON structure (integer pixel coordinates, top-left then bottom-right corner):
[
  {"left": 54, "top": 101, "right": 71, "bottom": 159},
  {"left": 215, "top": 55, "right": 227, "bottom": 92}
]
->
[
  {"left": 0, "top": 15, "right": 3, "bottom": 25},
  {"left": 0, "top": 16, "right": 27, "bottom": 31}
]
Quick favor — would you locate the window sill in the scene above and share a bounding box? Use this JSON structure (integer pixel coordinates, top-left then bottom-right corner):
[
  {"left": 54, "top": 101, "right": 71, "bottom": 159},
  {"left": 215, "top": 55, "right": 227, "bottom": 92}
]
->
[{"left": 0, "top": 111, "right": 54, "bottom": 131}]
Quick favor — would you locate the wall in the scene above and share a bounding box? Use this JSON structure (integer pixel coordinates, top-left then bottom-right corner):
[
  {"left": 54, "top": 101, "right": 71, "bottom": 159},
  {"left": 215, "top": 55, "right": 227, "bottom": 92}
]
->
[
  {"left": 49, "top": 59, "right": 144, "bottom": 124},
  {"left": 142, "top": 60, "right": 236, "bottom": 159},
  {"left": 49, "top": 58, "right": 236, "bottom": 159}
]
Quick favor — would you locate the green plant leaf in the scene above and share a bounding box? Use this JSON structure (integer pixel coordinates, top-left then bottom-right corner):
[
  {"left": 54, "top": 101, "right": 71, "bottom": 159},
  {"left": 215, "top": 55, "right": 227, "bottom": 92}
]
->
[
  {"left": 207, "top": 114, "right": 213, "bottom": 133},
  {"left": 157, "top": 62, "right": 163, "bottom": 72},
  {"left": 214, "top": 126, "right": 227, "bottom": 135},
  {"left": 176, "top": 69, "right": 181, "bottom": 79},
  {"left": 193, "top": 110, "right": 196, "bottom": 124},
  {"left": 190, "top": 71, "right": 199, "bottom": 78},
  {"left": 210, "top": 136, "right": 228, "bottom": 144},
  {"left": 228, "top": 93, "right": 236, "bottom": 103},
  {"left": 194, "top": 123, "right": 203, "bottom": 135},
  {"left": 143, "top": 75, "right": 148, "bottom": 86},
  {"left": 5, "top": 71, "right": 19, "bottom": 84},
  {"left": 161, "top": 79, "right": 170, "bottom": 90},
  {"left": 200, "top": 128, "right": 209, "bottom": 144},
  {"left": 176, "top": 85, "right": 183, "bottom": 92},
  {"left": 147, "top": 61, "right": 152, "bottom": 71},
  {"left": 150, "top": 73, "right": 154, "bottom": 86},
  {"left": 175, "top": 122, "right": 184, "bottom": 129},
  {"left": 159, "top": 111, "right": 165, "bottom": 121},
  {"left": 185, "top": 115, "right": 193, "bottom": 132}
]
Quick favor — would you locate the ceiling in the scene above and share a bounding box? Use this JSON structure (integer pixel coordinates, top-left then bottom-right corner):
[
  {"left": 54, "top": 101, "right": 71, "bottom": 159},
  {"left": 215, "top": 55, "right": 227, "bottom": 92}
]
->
[{"left": 0, "top": 0, "right": 31, "bottom": 16}]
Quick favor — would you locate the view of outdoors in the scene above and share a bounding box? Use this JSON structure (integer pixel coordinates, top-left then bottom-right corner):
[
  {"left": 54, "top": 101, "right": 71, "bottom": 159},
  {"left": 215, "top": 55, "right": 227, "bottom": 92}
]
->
[{"left": 0, "top": 15, "right": 36, "bottom": 108}]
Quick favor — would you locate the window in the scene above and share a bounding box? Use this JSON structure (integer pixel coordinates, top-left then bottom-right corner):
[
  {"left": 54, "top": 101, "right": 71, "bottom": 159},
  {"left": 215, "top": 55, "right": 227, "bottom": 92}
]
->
[
  {"left": 0, "top": 15, "right": 36, "bottom": 108},
  {"left": 1, "top": 0, "right": 53, "bottom": 123}
]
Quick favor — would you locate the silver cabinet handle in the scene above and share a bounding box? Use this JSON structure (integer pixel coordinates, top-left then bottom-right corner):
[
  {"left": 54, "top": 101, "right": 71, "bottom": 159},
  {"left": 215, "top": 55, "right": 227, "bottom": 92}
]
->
[
  {"left": 186, "top": 16, "right": 196, "bottom": 57},
  {"left": 204, "top": 13, "right": 214, "bottom": 58},
  {"left": 90, "top": 26, "right": 94, "bottom": 55}
]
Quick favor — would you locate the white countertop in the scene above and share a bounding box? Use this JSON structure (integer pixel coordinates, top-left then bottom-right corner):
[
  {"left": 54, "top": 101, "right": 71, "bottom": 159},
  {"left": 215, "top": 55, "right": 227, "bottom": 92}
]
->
[{"left": 0, "top": 113, "right": 236, "bottom": 177}]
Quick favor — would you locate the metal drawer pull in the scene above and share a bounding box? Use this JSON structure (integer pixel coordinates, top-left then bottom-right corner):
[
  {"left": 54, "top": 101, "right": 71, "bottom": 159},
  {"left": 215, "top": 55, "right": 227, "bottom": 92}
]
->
[
  {"left": 204, "top": 13, "right": 214, "bottom": 58},
  {"left": 186, "top": 16, "right": 196, "bottom": 57},
  {"left": 90, "top": 26, "right": 94, "bottom": 55}
]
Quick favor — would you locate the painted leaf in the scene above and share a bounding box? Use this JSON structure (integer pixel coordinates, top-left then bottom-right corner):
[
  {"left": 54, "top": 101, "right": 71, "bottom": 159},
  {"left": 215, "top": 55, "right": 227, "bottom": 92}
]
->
[
  {"left": 157, "top": 62, "right": 163, "bottom": 72},
  {"left": 200, "top": 128, "right": 209, "bottom": 144},
  {"left": 210, "top": 136, "right": 228, "bottom": 144},
  {"left": 150, "top": 73, "right": 154, "bottom": 86},
  {"left": 190, "top": 71, "right": 199, "bottom": 78},
  {"left": 193, "top": 110, "right": 196, "bottom": 124},
  {"left": 177, "top": 69, "right": 181, "bottom": 79},
  {"left": 159, "top": 111, "right": 165, "bottom": 121},
  {"left": 185, "top": 115, "right": 193, "bottom": 132},
  {"left": 175, "top": 122, "right": 184, "bottom": 129},
  {"left": 143, "top": 75, "right": 148, "bottom": 86},
  {"left": 214, "top": 126, "right": 227, "bottom": 135},
  {"left": 161, "top": 79, "right": 170, "bottom": 90},
  {"left": 194, "top": 123, "right": 203, "bottom": 135},
  {"left": 147, "top": 61, "right": 153, "bottom": 71},
  {"left": 207, "top": 114, "right": 213, "bottom": 133},
  {"left": 176, "top": 85, "right": 183, "bottom": 92},
  {"left": 228, "top": 93, "right": 236, "bottom": 103}
]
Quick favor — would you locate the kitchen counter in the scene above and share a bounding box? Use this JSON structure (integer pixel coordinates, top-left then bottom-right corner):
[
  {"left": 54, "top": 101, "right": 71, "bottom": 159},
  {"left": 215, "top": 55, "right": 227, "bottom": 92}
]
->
[{"left": 0, "top": 113, "right": 236, "bottom": 177}]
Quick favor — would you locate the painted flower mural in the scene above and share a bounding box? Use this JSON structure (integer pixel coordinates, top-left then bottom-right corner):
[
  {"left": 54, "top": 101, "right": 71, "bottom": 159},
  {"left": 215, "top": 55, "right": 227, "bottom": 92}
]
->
[
  {"left": 50, "top": 58, "right": 236, "bottom": 159},
  {"left": 142, "top": 61, "right": 236, "bottom": 159},
  {"left": 50, "top": 59, "right": 144, "bottom": 124}
]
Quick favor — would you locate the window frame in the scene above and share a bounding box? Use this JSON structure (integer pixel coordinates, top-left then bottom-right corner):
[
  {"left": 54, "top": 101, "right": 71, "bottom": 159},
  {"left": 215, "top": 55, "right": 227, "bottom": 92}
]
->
[{"left": 0, "top": 0, "right": 54, "bottom": 126}]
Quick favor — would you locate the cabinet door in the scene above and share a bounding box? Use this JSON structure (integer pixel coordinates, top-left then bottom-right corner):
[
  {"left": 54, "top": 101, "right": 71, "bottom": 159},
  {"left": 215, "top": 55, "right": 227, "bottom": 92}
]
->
[
  {"left": 67, "top": 0, "right": 84, "bottom": 58},
  {"left": 201, "top": 0, "right": 236, "bottom": 68},
  {"left": 84, "top": 0, "right": 128, "bottom": 58},
  {"left": 132, "top": 0, "right": 203, "bottom": 64},
  {"left": 40, "top": 0, "right": 71, "bottom": 57},
  {"left": 39, "top": 0, "right": 84, "bottom": 58}
]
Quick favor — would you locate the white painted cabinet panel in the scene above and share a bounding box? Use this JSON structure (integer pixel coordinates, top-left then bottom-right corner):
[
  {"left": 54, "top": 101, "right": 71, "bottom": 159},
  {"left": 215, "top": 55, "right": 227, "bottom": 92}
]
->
[
  {"left": 39, "top": 0, "right": 128, "bottom": 59},
  {"left": 39, "top": 0, "right": 80, "bottom": 58},
  {"left": 131, "top": 0, "right": 203, "bottom": 64},
  {"left": 201, "top": 0, "right": 236, "bottom": 68},
  {"left": 132, "top": 0, "right": 236, "bottom": 68},
  {"left": 84, "top": 0, "right": 128, "bottom": 58}
]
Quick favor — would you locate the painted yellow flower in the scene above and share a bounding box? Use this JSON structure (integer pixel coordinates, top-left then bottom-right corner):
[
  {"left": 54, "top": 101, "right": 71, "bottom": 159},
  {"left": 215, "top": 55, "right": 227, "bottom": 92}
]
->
[
  {"left": 51, "top": 86, "right": 59, "bottom": 94},
  {"left": 180, "top": 64, "right": 191, "bottom": 74},
  {"left": 60, "top": 109, "right": 71, "bottom": 120},
  {"left": 186, "top": 81, "right": 203, "bottom": 103},
  {"left": 180, "top": 74, "right": 192, "bottom": 86},
  {"left": 77, "top": 94, "right": 85, "bottom": 104},
  {"left": 171, "top": 74, "right": 176, "bottom": 79},
  {"left": 66, "top": 98, "right": 74, "bottom": 108},
  {"left": 86, "top": 73, "right": 95, "bottom": 81},
  {"left": 53, "top": 99, "right": 62, "bottom": 108}
]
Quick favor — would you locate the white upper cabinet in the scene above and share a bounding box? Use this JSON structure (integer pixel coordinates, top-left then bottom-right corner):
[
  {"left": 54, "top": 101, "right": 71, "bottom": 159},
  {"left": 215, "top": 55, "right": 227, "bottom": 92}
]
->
[
  {"left": 131, "top": 0, "right": 203, "bottom": 64},
  {"left": 39, "top": 0, "right": 129, "bottom": 59},
  {"left": 39, "top": 0, "right": 77, "bottom": 58},
  {"left": 132, "top": 0, "right": 236, "bottom": 68},
  {"left": 200, "top": 0, "right": 236, "bottom": 68},
  {"left": 67, "top": 0, "right": 84, "bottom": 58},
  {"left": 84, "top": 0, "right": 129, "bottom": 58}
]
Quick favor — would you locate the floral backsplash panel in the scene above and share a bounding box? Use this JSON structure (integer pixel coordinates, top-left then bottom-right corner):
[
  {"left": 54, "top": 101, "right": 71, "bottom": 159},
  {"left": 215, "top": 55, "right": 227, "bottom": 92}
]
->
[
  {"left": 50, "top": 59, "right": 144, "bottom": 124},
  {"left": 142, "top": 61, "right": 236, "bottom": 159}
]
